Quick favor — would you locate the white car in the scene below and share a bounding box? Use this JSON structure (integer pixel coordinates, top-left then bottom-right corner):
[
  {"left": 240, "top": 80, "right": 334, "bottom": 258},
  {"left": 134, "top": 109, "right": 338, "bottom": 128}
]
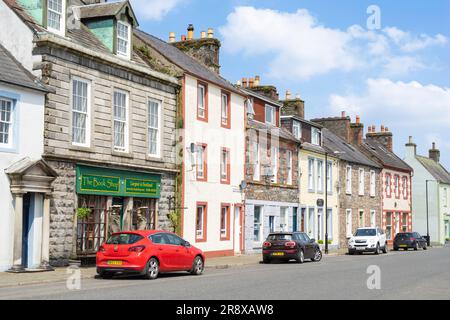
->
[{"left": 348, "top": 227, "right": 388, "bottom": 255}]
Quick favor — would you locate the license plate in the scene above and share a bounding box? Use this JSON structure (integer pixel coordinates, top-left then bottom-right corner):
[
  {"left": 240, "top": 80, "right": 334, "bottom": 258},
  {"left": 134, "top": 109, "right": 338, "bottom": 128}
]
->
[
  {"left": 107, "top": 260, "right": 123, "bottom": 266},
  {"left": 356, "top": 247, "right": 366, "bottom": 250},
  {"left": 272, "top": 252, "right": 285, "bottom": 256},
  {"left": 399, "top": 245, "right": 407, "bottom": 247}
]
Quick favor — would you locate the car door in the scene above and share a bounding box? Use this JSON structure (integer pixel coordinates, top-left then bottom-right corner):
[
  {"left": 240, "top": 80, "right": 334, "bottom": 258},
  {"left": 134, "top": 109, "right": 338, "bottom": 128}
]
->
[
  {"left": 378, "top": 228, "right": 386, "bottom": 247},
  {"left": 166, "top": 233, "right": 193, "bottom": 270},
  {"left": 415, "top": 233, "right": 425, "bottom": 246},
  {"left": 150, "top": 233, "right": 176, "bottom": 270},
  {"left": 301, "top": 233, "right": 314, "bottom": 258}
]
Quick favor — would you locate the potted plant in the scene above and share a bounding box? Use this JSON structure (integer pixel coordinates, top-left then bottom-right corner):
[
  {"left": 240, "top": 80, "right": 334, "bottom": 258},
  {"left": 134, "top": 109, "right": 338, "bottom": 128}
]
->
[{"left": 76, "top": 207, "right": 91, "bottom": 220}]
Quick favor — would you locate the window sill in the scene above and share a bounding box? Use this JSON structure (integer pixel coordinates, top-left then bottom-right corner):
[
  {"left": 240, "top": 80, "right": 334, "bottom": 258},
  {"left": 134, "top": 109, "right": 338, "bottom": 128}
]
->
[
  {"left": 69, "top": 144, "right": 94, "bottom": 153},
  {"left": 146, "top": 154, "right": 164, "bottom": 163},
  {"left": 0, "top": 146, "right": 18, "bottom": 154},
  {"left": 112, "top": 150, "right": 134, "bottom": 159}
]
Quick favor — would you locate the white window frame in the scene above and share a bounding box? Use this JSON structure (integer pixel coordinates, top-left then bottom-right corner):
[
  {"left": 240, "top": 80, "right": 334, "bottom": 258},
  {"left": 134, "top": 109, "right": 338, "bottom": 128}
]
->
[
  {"left": 326, "top": 161, "right": 332, "bottom": 193},
  {"left": 196, "top": 205, "right": 205, "bottom": 239},
  {"left": 220, "top": 206, "right": 228, "bottom": 238},
  {"left": 197, "top": 84, "right": 206, "bottom": 119},
  {"left": 253, "top": 140, "right": 260, "bottom": 181},
  {"left": 71, "top": 77, "right": 91, "bottom": 147},
  {"left": 147, "top": 98, "right": 161, "bottom": 157},
  {"left": 370, "top": 170, "right": 376, "bottom": 197},
  {"left": 370, "top": 210, "right": 376, "bottom": 227},
  {"left": 359, "top": 168, "right": 365, "bottom": 196},
  {"left": 326, "top": 208, "right": 333, "bottom": 240},
  {"left": 271, "top": 146, "right": 278, "bottom": 183},
  {"left": 346, "top": 209, "right": 353, "bottom": 238},
  {"left": 359, "top": 210, "right": 364, "bottom": 227},
  {"left": 287, "top": 150, "right": 293, "bottom": 185},
  {"left": 116, "top": 21, "right": 131, "bottom": 59},
  {"left": 317, "top": 160, "right": 324, "bottom": 192},
  {"left": 293, "top": 120, "right": 301, "bottom": 140},
  {"left": 113, "top": 89, "right": 129, "bottom": 152},
  {"left": 221, "top": 93, "right": 228, "bottom": 126},
  {"left": 47, "top": 0, "right": 66, "bottom": 36},
  {"left": 0, "top": 98, "right": 14, "bottom": 149},
  {"left": 346, "top": 165, "right": 352, "bottom": 195},
  {"left": 312, "top": 127, "right": 321, "bottom": 146},
  {"left": 308, "top": 158, "right": 315, "bottom": 191},
  {"left": 265, "top": 104, "right": 275, "bottom": 125},
  {"left": 308, "top": 208, "right": 315, "bottom": 238},
  {"left": 220, "top": 148, "right": 229, "bottom": 181},
  {"left": 196, "top": 145, "right": 206, "bottom": 179}
]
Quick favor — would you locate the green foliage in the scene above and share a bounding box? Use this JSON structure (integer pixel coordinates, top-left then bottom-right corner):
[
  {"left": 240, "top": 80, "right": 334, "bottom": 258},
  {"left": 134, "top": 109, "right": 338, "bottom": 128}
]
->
[
  {"left": 76, "top": 207, "right": 91, "bottom": 220},
  {"left": 317, "top": 240, "right": 332, "bottom": 245}
]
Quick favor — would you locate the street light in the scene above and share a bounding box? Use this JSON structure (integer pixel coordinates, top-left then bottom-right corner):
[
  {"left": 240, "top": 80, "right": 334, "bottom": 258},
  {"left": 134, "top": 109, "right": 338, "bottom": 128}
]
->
[{"left": 425, "top": 180, "right": 433, "bottom": 246}]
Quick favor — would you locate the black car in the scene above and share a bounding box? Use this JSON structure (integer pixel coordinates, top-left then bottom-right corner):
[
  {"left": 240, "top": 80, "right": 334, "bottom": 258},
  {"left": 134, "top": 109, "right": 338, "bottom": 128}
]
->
[
  {"left": 393, "top": 232, "right": 427, "bottom": 251},
  {"left": 262, "top": 232, "right": 322, "bottom": 264}
]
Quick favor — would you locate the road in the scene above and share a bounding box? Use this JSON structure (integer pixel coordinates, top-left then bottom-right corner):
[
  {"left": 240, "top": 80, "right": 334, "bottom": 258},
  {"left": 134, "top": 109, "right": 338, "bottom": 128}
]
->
[{"left": 1, "top": 247, "right": 449, "bottom": 300}]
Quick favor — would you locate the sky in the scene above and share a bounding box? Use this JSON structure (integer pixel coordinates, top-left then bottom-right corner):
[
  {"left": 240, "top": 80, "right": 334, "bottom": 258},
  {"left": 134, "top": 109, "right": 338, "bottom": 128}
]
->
[{"left": 126, "top": 0, "right": 450, "bottom": 168}]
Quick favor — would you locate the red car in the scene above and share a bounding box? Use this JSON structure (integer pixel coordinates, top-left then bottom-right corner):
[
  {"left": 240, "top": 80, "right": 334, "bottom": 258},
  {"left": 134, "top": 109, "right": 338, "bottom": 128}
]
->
[{"left": 96, "top": 230, "right": 205, "bottom": 280}]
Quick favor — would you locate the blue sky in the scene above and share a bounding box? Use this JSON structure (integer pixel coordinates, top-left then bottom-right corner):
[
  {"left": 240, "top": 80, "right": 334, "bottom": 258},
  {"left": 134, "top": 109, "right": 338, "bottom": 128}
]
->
[{"left": 129, "top": 0, "right": 450, "bottom": 168}]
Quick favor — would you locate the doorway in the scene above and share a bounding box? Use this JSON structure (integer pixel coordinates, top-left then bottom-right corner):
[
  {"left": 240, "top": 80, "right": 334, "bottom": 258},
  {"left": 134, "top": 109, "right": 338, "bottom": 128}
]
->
[
  {"left": 234, "top": 205, "right": 243, "bottom": 254},
  {"left": 22, "top": 193, "right": 44, "bottom": 269}
]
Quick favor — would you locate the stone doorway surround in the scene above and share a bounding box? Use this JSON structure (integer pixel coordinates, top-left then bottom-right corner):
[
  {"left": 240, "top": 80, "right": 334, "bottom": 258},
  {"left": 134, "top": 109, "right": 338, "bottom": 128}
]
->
[{"left": 5, "top": 158, "right": 58, "bottom": 273}]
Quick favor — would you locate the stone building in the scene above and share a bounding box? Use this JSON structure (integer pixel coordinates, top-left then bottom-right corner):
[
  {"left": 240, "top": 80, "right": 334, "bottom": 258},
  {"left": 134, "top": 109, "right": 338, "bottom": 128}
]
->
[
  {"left": 239, "top": 79, "right": 301, "bottom": 253},
  {"left": 2, "top": 0, "right": 180, "bottom": 266},
  {"left": 312, "top": 114, "right": 383, "bottom": 249},
  {"left": 280, "top": 92, "right": 340, "bottom": 250}
]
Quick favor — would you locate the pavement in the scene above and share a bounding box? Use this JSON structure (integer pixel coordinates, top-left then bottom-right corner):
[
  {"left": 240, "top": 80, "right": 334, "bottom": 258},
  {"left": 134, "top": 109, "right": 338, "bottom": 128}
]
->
[{"left": 0, "top": 247, "right": 448, "bottom": 300}]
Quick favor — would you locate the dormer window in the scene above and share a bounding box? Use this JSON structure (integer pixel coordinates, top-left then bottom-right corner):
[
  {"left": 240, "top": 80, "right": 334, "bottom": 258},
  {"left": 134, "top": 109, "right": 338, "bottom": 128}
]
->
[
  {"left": 312, "top": 127, "right": 322, "bottom": 145},
  {"left": 117, "top": 21, "right": 131, "bottom": 59},
  {"left": 265, "top": 104, "right": 275, "bottom": 125},
  {"left": 47, "top": 0, "right": 66, "bottom": 36}
]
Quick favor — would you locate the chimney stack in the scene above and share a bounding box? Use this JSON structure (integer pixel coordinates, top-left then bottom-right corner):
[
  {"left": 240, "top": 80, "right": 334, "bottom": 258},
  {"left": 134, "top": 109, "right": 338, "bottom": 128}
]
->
[
  {"left": 285, "top": 90, "right": 292, "bottom": 100},
  {"left": 350, "top": 115, "right": 364, "bottom": 146},
  {"left": 169, "top": 32, "right": 175, "bottom": 43},
  {"left": 187, "top": 24, "right": 194, "bottom": 40},
  {"left": 429, "top": 142, "right": 440, "bottom": 163},
  {"left": 366, "top": 124, "right": 393, "bottom": 151},
  {"left": 311, "top": 112, "right": 351, "bottom": 142},
  {"left": 405, "top": 136, "right": 417, "bottom": 157}
]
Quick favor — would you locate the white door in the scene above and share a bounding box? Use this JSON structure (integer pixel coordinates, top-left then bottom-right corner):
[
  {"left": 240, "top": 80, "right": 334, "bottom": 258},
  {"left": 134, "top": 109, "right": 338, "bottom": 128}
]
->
[{"left": 234, "top": 206, "right": 241, "bottom": 254}]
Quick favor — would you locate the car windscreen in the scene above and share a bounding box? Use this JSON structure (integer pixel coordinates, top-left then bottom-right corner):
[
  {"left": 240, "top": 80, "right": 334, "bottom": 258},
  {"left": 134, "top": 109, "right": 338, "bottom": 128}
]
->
[
  {"left": 395, "top": 233, "right": 413, "bottom": 238},
  {"left": 267, "top": 234, "right": 293, "bottom": 241},
  {"left": 354, "top": 229, "right": 376, "bottom": 237},
  {"left": 106, "top": 233, "right": 143, "bottom": 245}
]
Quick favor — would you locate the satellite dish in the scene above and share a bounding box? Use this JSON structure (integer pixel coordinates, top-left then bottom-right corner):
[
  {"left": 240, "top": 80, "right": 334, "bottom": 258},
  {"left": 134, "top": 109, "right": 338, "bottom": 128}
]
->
[{"left": 240, "top": 180, "right": 247, "bottom": 190}]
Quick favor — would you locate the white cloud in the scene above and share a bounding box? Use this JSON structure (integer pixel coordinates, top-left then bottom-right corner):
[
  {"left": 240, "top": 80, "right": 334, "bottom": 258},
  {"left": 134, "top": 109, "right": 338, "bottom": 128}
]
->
[
  {"left": 219, "top": 7, "right": 448, "bottom": 80},
  {"left": 129, "top": 0, "right": 184, "bottom": 21},
  {"left": 329, "top": 78, "right": 450, "bottom": 126}
]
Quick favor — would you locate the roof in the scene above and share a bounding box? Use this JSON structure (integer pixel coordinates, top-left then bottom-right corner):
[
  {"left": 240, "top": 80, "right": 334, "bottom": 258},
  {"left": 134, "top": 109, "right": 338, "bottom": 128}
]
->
[
  {"left": 5, "top": 157, "right": 58, "bottom": 177},
  {"left": 247, "top": 119, "right": 300, "bottom": 143},
  {"left": 0, "top": 43, "right": 52, "bottom": 93},
  {"left": 134, "top": 29, "right": 242, "bottom": 95},
  {"left": 239, "top": 87, "right": 282, "bottom": 107},
  {"left": 362, "top": 138, "right": 412, "bottom": 172},
  {"left": 416, "top": 156, "right": 450, "bottom": 184},
  {"left": 280, "top": 115, "right": 323, "bottom": 129},
  {"left": 77, "top": 1, "right": 138, "bottom": 27},
  {"left": 322, "top": 128, "right": 381, "bottom": 168}
]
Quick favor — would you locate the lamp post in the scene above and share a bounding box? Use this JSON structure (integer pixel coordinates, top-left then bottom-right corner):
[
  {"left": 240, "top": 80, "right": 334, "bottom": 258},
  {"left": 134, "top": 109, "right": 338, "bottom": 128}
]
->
[
  {"left": 425, "top": 180, "right": 433, "bottom": 246},
  {"left": 324, "top": 152, "right": 329, "bottom": 254}
]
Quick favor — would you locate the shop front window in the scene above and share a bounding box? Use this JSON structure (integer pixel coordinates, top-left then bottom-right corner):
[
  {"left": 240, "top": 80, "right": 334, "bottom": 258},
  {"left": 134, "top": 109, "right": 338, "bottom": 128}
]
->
[
  {"left": 76, "top": 195, "right": 107, "bottom": 255},
  {"left": 130, "top": 198, "right": 157, "bottom": 231},
  {"left": 385, "top": 212, "right": 392, "bottom": 240}
]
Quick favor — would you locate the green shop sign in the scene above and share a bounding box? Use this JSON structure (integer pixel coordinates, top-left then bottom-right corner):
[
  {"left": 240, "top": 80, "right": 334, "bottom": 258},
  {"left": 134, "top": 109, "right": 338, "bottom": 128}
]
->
[{"left": 76, "top": 165, "right": 161, "bottom": 198}]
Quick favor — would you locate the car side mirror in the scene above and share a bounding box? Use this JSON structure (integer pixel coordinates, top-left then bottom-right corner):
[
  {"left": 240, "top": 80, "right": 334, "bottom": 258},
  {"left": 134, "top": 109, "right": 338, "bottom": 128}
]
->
[
  {"left": 184, "top": 241, "right": 191, "bottom": 247},
  {"left": 310, "top": 239, "right": 315, "bottom": 243}
]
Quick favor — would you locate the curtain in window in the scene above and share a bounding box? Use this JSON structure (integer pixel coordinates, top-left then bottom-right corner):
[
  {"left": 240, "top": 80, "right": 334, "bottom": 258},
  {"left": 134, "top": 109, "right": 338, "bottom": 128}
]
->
[{"left": 72, "top": 80, "right": 88, "bottom": 144}]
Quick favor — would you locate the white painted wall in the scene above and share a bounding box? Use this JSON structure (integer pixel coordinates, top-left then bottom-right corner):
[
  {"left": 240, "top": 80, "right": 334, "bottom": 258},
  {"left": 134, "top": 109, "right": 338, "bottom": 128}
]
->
[
  {"left": 182, "top": 75, "right": 246, "bottom": 254},
  {"left": 0, "top": 83, "right": 45, "bottom": 271},
  {"left": 0, "top": 1, "right": 41, "bottom": 76}
]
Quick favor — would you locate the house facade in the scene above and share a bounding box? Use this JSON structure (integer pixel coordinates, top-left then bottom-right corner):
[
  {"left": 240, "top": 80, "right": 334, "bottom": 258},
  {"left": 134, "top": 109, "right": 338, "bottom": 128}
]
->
[
  {"left": 240, "top": 80, "right": 300, "bottom": 253},
  {"left": 0, "top": 43, "right": 55, "bottom": 272},
  {"left": 2, "top": 0, "right": 180, "bottom": 267},
  {"left": 280, "top": 95, "right": 339, "bottom": 249},
  {"left": 136, "top": 27, "right": 246, "bottom": 257},
  {"left": 312, "top": 114, "right": 383, "bottom": 249},
  {"left": 404, "top": 138, "right": 450, "bottom": 245}
]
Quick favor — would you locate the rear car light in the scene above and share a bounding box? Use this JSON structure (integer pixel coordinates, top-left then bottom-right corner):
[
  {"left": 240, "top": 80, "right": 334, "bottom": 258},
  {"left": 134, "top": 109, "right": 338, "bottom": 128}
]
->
[
  {"left": 128, "top": 245, "right": 146, "bottom": 252},
  {"left": 285, "top": 241, "right": 296, "bottom": 248},
  {"left": 263, "top": 241, "right": 272, "bottom": 248},
  {"left": 98, "top": 246, "right": 106, "bottom": 253}
]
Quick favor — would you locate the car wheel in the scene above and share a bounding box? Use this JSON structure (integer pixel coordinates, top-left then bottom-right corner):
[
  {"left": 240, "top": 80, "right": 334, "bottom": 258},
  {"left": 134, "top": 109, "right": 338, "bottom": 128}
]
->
[
  {"left": 99, "top": 271, "right": 113, "bottom": 279},
  {"left": 394, "top": 247, "right": 399, "bottom": 251},
  {"left": 311, "top": 248, "right": 322, "bottom": 262},
  {"left": 296, "top": 250, "right": 305, "bottom": 264},
  {"left": 143, "top": 257, "right": 159, "bottom": 280},
  {"left": 348, "top": 250, "right": 354, "bottom": 255},
  {"left": 190, "top": 256, "right": 204, "bottom": 275},
  {"left": 423, "top": 244, "right": 427, "bottom": 250},
  {"left": 414, "top": 242, "right": 418, "bottom": 251},
  {"left": 374, "top": 243, "right": 380, "bottom": 255},
  {"left": 263, "top": 257, "right": 271, "bottom": 264},
  {"left": 382, "top": 244, "right": 388, "bottom": 254}
]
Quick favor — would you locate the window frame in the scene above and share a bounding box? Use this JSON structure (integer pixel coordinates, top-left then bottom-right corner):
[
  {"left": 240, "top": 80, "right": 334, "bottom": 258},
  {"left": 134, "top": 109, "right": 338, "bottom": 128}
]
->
[
  {"left": 70, "top": 77, "right": 91, "bottom": 148},
  {"left": 326, "top": 161, "right": 333, "bottom": 194},
  {"left": 220, "top": 147, "right": 230, "bottom": 184},
  {"left": 197, "top": 81, "right": 208, "bottom": 122},
  {"left": 271, "top": 146, "right": 278, "bottom": 183},
  {"left": 286, "top": 150, "right": 293, "bottom": 185},
  {"left": 346, "top": 209, "right": 353, "bottom": 238},
  {"left": 312, "top": 127, "right": 321, "bottom": 146},
  {"left": 308, "top": 158, "right": 315, "bottom": 191},
  {"left": 402, "top": 176, "right": 409, "bottom": 200},
  {"left": 370, "top": 210, "right": 376, "bottom": 227},
  {"left": 195, "top": 202, "right": 208, "bottom": 242},
  {"left": 220, "top": 203, "right": 231, "bottom": 241},
  {"left": 147, "top": 98, "right": 162, "bottom": 158},
  {"left": 252, "top": 139, "right": 260, "bottom": 181},
  {"left": 317, "top": 159, "right": 324, "bottom": 193},
  {"left": 265, "top": 104, "right": 276, "bottom": 125},
  {"left": 394, "top": 174, "right": 400, "bottom": 199},
  {"left": 293, "top": 120, "right": 302, "bottom": 140},
  {"left": 370, "top": 170, "right": 376, "bottom": 197},
  {"left": 47, "top": 0, "right": 66, "bottom": 36},
  {"left": 385, "top": 173, "right": 392, "bottom": 198},
  {"left": 220, "top": 91, "right": 231, "bottom": 129},
  {"left": 116, "top": 20, "right": 131, "bottom": 59},
  {"left": 358, "top": 168, "right": 365, "bottom": 196},
  {"left": 196, "top": 143, "right": 208, "bottom": 181},
  {"left": 346, "top": 165, "right": 352, "bottom": 195},
  {"left": 0, "top": 97, "right": 15, "bottom": 150},
  {"left": 113, "top": 89, "right": 129, "bottom": 152}
]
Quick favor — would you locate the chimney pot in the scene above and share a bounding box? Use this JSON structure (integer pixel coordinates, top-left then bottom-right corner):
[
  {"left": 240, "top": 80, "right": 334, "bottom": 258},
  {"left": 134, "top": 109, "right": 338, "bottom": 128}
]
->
[
  {"left": 254, "top": 75, "right": 260, "bottom": 86},
  {"left": 368, "top": 126, "right": 372, "bottom": 133},
  {"left": 236, "top": 80, "right": 242, "bottom": 87},
  {"left": 242, "top": 77, "right": 247, "bottom": 88},
  {"left": 295, "top": 93, "right": 301, "bottom": 100},
  {"left": 385, "top": 127, "right": 389, "bottom": 132},
  {"left": 286, "top": 90, "right": 292, "bottom": 100},
  {"left": 249, "top": 77, "right": 254, "bottom": 88},
  {"left": 432, "top": 142, "right": 436, "bottom": 149},
  {"left": 409, "top": 136, "right": 413, "bottom": 143},
  {"left": 201, "top": 31, "right": 206, "bottom": 39},
  {"left": 356, "top": 116, "right": 361, "bottom": 124},
  {"left": 429, "top": 142, "right": 440, "bottom": 162},
  {"left": 181, "top": 35, "right": 186, "bottom": 41},
  {"left": 207, "top": 28, "right": 214, "bottom": 38},
  {"left": 169, "top": 32, "right": 175, "bottom": 43},
  {"left": 187, "top": 24, "right": 194, "bottom": 40},
  {"left": 341, "top": 111, "right": 346, "bottom": 118},
  {"left": 381, "top": 125, "right": 385, "bottom": 132}
]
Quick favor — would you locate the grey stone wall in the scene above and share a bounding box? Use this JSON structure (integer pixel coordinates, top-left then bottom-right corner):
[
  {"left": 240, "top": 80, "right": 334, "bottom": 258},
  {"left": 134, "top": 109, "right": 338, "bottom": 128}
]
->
[{"left": 338, "top": 163, "right": 382, "bottom": 248}]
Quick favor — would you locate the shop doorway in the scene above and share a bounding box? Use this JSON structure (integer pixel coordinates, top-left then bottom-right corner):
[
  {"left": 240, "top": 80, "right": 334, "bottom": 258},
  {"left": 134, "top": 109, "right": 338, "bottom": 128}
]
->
[
  {"left": 129, "top": 198, "right": 157, "bottom": 230},
  {"left": 21, "top": 193, "right": 44, "bottom": 269}
]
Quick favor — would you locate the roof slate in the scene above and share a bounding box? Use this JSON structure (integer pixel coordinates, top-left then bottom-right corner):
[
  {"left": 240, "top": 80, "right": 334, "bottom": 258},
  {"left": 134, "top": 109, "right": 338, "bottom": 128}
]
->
[
  {"left": 0, "top": 43, "right": 51, "bottom": 92},
  {"left": 134, "top": 29, "right": 242, "bottom": 95},
  {"left": 322, "top": 128, "right": 381, "bottom": 168},
  {"left": 416, "top": 156, "right": 450, "bottom": 184},
  {"left": 362, "top": 138, "right": 412, "bottom": 172}
]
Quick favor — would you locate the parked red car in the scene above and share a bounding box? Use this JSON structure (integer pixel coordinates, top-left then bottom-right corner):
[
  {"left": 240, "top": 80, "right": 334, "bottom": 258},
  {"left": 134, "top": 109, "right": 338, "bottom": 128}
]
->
[{"left": 96, "top": 230, "right": 205, "bottom": 280}]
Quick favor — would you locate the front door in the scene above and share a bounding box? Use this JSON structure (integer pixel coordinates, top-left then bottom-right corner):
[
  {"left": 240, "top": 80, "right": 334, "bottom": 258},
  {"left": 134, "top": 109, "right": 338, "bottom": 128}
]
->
[
  {"left": 292, "top": 207, "right": 298, "bottom": 232},
  {"left": 300, "top": 208, "right": 306, "bottom": 232},
  {"left": 234, "top": 206, "right": 242, "bottom": 254}
]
